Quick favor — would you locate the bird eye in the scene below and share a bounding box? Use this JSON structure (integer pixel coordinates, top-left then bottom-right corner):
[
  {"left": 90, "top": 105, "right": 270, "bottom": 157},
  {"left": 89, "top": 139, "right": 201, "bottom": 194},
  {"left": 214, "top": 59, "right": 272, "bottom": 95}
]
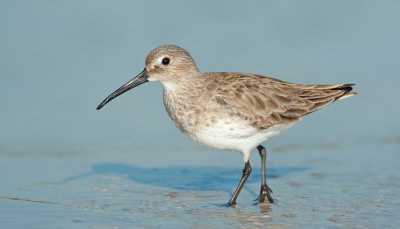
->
[{"left": 162, "top": 57, "right": 170, "bottom": 65}]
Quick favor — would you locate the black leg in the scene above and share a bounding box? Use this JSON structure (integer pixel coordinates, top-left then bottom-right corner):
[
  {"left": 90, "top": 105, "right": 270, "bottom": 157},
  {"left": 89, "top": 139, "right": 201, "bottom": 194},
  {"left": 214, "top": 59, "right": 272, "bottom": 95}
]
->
[
  {"left": 228, "top": 161, "right": 252, "bottom": 206},
  {"left": 257, "top": 145, "right": 274, "bottom": 203}
]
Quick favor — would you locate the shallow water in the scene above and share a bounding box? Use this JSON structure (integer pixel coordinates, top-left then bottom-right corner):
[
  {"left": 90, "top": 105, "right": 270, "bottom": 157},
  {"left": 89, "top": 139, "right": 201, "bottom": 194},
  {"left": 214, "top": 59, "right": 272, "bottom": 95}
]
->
[
  {"left": 1, "top": 142, "right": 399, "bottom": 228},
  {"left": 1, "top": 0, "right": 400, "bottom": 228}
]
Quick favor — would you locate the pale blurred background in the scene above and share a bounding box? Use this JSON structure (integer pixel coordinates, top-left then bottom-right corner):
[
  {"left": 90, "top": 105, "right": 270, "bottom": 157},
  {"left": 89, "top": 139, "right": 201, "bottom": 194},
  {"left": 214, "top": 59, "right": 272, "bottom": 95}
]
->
[
  {"left": 1, "top": 1, "right": 399, "bottom": 228},
  {"left": 1, "top": 0, "right": 399, "bottom": 155}
]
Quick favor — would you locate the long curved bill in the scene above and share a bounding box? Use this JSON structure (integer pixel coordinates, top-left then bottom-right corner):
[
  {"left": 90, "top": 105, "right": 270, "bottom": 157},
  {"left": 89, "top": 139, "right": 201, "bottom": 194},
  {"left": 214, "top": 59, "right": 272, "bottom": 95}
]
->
[{"left": 96, "top": 69, "right": 149, "bottom": 110}]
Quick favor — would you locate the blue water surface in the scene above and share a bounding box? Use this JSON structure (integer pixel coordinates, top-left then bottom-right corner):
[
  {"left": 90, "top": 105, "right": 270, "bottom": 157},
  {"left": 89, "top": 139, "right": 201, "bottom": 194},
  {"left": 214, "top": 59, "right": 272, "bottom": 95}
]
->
[{"left": 1, "top": 1, "right": 399, "bottom": 228}]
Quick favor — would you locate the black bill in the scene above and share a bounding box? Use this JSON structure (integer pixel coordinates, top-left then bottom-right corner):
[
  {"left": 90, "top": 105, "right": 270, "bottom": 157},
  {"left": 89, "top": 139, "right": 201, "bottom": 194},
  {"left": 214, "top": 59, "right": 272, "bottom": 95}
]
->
[{"left": 96, "top": 69, "right": 148, "bottom": 110}]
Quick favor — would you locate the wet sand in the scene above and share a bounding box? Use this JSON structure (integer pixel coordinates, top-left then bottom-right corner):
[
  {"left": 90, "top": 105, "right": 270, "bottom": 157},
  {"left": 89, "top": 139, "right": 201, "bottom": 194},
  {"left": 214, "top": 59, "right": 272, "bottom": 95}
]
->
[
  {"left": 1, "top": 1, "right": 399, "bottom": 228},
  {"left": 1, "top": 141, "right": 398, "bottom": 228}
]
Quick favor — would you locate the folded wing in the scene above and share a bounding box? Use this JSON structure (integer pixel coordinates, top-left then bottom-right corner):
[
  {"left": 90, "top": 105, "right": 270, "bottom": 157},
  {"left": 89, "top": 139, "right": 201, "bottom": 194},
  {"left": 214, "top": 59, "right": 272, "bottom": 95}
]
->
[{"left": 208, "top": 73, "right": 357, "bottom": 130}]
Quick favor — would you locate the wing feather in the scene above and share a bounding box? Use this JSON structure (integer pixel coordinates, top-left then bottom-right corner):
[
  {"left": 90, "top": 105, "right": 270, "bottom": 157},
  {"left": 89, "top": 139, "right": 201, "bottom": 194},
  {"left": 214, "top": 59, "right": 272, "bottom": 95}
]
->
[{"left": 206, "top": 73, "right": 356, "bottom": 130}]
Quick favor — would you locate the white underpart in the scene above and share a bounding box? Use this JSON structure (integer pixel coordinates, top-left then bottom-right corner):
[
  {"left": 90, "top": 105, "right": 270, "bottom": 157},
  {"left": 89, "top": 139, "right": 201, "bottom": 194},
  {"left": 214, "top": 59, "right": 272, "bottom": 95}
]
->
[
  {"left": 338, "top": 93, "right": 355, "bottom": 100},
  {"left": 189, "top": 119, "right": 297, "bottom": 162},
  {"left": 161, "top": 81, "right": 298, "bottom": 163}
]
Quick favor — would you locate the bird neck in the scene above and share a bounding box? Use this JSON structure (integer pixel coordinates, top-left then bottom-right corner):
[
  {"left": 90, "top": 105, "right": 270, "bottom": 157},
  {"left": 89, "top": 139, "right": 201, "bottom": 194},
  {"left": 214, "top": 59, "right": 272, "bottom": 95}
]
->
[{"left": 160, "top": 72, "right": 204, "bottom": 95}]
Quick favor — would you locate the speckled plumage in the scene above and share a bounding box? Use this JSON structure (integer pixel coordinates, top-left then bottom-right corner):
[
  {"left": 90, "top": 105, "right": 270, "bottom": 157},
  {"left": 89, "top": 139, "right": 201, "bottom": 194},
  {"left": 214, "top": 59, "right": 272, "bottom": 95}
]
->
[
  {"left": 144, "top": 45, "right": 356, "bottom": 162},
  {"left": 97, "top": 44, "right": 357, "bottom": 205}
]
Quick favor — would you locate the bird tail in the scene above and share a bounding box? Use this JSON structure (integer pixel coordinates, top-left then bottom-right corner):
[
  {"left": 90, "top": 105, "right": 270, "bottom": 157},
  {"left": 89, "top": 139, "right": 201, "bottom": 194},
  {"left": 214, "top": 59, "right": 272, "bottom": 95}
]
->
[
  {"left": 297, "top": 83, "right": 357, "bottom": 114},
  {"left": 330, "top": 84, "right": 358, "bottom": 100}
]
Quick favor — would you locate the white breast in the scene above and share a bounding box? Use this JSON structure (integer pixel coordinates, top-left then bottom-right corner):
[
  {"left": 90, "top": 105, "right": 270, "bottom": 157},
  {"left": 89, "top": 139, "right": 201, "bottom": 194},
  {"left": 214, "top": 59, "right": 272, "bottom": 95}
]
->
[
  {"left": 188, "top": 117, "right": 296, "bottom": 162},
  {"left": 162, "top": 81, "right": 297, "bottom": 162}
]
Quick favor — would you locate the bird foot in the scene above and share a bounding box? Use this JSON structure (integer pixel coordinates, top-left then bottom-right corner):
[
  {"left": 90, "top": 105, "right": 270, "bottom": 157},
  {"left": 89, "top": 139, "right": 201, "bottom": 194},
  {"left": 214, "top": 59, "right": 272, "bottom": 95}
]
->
[
  {"left": 226, "top": 201, "right": 236, "bottom": 208},
  {"left": 258, "top": 184, "right": 274, "bottom": 203}
]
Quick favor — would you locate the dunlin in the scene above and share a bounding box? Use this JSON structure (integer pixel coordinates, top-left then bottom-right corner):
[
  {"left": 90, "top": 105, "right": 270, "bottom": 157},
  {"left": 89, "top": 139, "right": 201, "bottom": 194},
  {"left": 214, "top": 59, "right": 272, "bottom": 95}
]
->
[{"left": 97, "top": 45, "right": 357, "bottom": 206}]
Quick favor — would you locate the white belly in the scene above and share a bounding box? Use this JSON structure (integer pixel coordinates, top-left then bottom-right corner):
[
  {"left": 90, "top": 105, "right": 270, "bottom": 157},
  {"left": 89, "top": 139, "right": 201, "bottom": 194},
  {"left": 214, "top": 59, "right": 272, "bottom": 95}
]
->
[
  {"left": 188, "top": 119, "right": 296, "bottom": 162},
  {"left": 162, "top": 84, "right": 297, "bottom": 162}
]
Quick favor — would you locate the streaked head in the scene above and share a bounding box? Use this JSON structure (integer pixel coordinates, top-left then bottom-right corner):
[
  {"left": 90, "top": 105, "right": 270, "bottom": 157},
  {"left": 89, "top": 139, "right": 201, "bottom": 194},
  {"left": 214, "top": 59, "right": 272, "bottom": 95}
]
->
[
  {"left": 96, "top": 45, "right": 199, "bottom": 110},
  {"left": 145, "top": 45, "right": 199, "bottom": 82}
]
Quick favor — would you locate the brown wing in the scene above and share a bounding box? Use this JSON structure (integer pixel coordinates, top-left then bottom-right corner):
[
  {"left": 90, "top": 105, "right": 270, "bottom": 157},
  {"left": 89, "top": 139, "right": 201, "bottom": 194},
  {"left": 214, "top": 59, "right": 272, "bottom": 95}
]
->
[{"left": 207, "top": 73, "right": 357, "bottom": 130}]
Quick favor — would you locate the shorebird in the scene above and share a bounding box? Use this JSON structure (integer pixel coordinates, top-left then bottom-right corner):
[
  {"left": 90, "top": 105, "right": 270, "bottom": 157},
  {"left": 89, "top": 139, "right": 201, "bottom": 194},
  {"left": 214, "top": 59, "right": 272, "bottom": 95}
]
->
[{"left": 97, "top": 45, "right": 357, "bottom": 206}]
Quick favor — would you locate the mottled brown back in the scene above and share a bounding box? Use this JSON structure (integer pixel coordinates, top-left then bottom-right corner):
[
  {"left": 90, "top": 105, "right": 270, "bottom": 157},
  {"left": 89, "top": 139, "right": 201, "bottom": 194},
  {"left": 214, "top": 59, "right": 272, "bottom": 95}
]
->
[{"left": 205, "top": 73, "right": 357, "bottom": 130}]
